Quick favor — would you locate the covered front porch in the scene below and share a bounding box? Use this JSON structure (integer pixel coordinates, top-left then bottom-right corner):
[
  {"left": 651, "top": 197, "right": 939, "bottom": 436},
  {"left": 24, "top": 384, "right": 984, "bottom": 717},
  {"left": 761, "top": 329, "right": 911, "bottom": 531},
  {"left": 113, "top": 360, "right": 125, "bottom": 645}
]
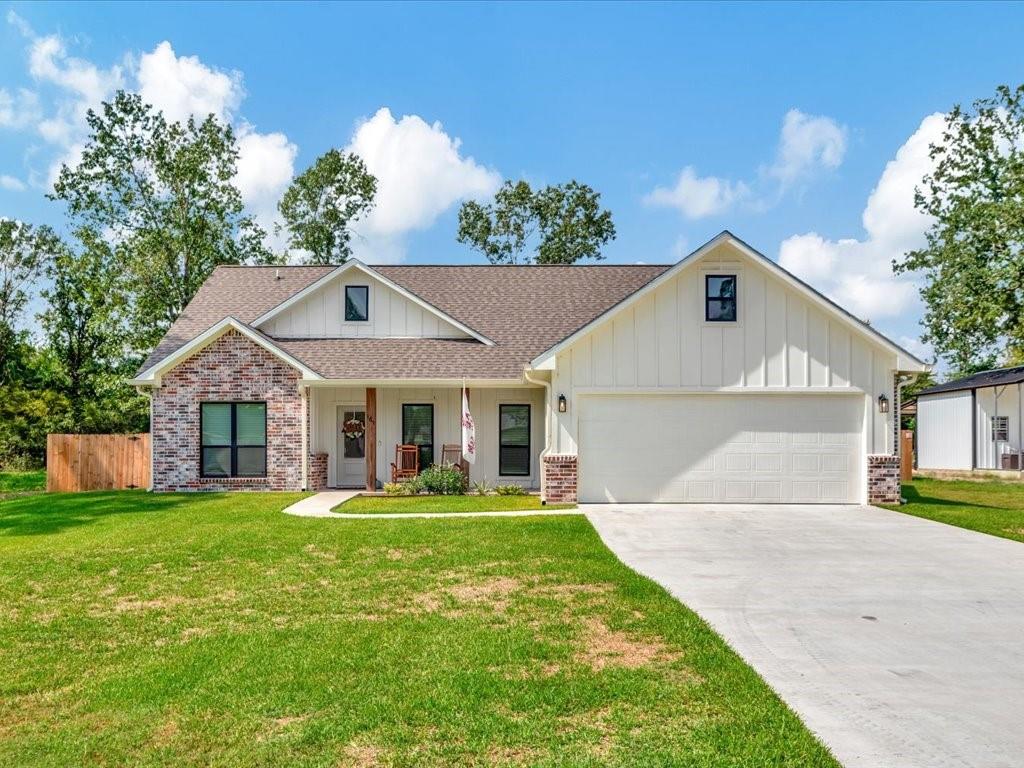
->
[{"left": 304, "top": 382, "right": 547, "bottom": 491}]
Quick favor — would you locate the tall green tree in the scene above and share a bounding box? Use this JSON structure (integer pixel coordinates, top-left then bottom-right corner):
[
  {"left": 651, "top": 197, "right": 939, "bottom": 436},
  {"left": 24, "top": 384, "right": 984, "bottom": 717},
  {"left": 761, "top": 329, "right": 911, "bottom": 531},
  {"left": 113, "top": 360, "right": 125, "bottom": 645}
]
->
[
  {"left": 0, "top": 219, "right": 60, "bottom": 383},
  {"left": 51, "top": 90, "right": 279, "bottom": 350},
  {"left": 894, "top": 84, "right": 1024, "bottom": 374},
  {"left": 40, "top": 227, "right": 144, "bottom": 432},
  {"left": 457, "top": 180, "right": 616, "bottom": 264},
  {"left": 277, "top": 149, "right": 376, "bottom": 264}
]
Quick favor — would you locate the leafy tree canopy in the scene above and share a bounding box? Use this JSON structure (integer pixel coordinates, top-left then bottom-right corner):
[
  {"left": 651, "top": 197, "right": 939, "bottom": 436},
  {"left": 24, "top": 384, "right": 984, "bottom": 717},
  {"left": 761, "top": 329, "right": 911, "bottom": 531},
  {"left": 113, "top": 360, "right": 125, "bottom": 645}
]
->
[
  {"left": 457, "top": 180, "right": 616, "bottom": 264},
  {"left": 277, "top": 149, "right": 376, "bottom": 264},
  {"left": 895, "top": 84, "right": 1024, "bottom": 375},
  {"left": 51, "top": 90, "right": 279, "bottom": 350}
]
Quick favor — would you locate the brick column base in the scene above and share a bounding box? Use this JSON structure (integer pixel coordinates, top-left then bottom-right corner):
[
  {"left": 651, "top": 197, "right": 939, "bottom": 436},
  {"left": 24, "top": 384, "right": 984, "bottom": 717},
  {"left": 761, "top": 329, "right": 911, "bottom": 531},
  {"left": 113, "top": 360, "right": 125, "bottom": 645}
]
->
[
  {"left": 309, "top": 453, "right": 328, "bottom": 491},
  {"left": 867, "top": 455, "right": 900, "bottom": 504},
  {"left": 542, "top": 454, "right": 578, "bottom": 504}
]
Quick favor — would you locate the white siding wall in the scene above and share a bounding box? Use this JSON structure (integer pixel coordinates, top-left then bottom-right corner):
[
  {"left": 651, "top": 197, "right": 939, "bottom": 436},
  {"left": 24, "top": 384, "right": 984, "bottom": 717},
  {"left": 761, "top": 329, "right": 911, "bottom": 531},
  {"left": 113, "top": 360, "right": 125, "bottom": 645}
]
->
[
  {"left": 917, "top": 391, "right": 973, "bottom": 470},
  {"left": 549, "top": 250, "right": 897, "bottom": 456},
  {"left": 975, "top": 385, "right": 1023, "bottom": 470},
  {"left": 311, "top": 386, "right": 545, "bottom": 488},
  {"left": 259, "top": 272, "right": 469, "bottom": 339}
]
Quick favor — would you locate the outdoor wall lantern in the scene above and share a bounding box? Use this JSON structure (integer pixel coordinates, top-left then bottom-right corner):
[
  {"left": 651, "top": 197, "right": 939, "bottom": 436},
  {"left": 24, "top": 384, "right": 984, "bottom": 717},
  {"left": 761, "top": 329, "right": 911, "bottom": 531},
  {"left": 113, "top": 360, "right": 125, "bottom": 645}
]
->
[
  {"left": 558, "top": 394, "right": 568, "bottom": 413},
  {"left": 877, "top": 394, "right": 889, "bottom": 414}
]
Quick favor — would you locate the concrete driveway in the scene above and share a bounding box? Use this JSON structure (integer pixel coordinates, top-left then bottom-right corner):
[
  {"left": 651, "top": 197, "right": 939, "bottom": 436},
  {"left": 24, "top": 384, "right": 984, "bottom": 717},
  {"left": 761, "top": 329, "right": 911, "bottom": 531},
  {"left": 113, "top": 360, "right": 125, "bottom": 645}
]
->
[{"left": 585, "top": 503, "right": 1024, "bottom": 768}]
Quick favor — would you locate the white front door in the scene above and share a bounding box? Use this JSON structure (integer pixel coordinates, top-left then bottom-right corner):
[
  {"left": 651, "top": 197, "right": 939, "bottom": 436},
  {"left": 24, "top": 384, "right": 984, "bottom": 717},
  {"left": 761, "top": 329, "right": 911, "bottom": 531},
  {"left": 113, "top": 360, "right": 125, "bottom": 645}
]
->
[
  {"left": 578, "top": 394, "right": 864, "bottom": 504},
  {"left": 337, "top": 405, "right": 367, "bottom": 488}
]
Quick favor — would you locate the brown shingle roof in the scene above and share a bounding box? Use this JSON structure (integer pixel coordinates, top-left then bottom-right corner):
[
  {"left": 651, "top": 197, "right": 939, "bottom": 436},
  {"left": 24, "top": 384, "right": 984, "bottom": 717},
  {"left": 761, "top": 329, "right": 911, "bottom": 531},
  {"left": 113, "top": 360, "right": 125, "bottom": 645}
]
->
[{"left": 139, "top": 263, "right": 671, "bottom": 379}]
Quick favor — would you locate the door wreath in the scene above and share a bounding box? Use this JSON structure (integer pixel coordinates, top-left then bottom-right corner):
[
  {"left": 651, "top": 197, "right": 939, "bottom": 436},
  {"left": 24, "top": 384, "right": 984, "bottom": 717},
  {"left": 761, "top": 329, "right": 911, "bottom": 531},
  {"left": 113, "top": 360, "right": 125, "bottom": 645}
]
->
[{"left": 342, "top": 418, "right": 365, "bottom": 440}]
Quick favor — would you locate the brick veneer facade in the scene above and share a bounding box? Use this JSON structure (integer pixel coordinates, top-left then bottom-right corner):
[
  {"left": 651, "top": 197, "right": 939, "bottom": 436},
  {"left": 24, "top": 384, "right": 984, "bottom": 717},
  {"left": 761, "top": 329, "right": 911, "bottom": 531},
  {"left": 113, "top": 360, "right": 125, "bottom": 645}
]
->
[
  {"left": 151, "top": 330, "right": 304, "bottom": 491},
  {"left": 542, "top": 454, "right": 578, "bottom": 504},
  {"left": 867, "top": 454, "right": 900, "bottom": 504},
  {"left": 308, "top": 453, "right": 328, "bottom": 491}
]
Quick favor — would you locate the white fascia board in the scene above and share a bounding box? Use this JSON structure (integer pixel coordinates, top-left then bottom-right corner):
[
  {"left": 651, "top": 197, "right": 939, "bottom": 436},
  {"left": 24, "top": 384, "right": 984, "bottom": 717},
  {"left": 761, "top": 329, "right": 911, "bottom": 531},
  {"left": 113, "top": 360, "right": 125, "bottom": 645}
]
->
[
  {"left": 299, "top": 377, "right": 532, "bottom": 389},
  {"left": 130, "top": 317, "right": 323, "bottom": 386},
  {"left": 529, "top": 231, "right": 931, "bottom": 373},
  {"left": 251, "top": 259, "right": 495, "bottom": 346}
]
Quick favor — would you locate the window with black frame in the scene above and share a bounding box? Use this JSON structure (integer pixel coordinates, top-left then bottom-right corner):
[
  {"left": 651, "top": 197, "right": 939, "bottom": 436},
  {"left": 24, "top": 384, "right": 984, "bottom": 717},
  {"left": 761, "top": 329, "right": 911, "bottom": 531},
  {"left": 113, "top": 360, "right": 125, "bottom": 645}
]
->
[
  {"left": 402, "top": 403, "right": 434, "bottom": 469},
  {"left": 201, "top": 402, "right": 267, "bottom": 477},
  {"left": 345, "top": 285, "right": 369, "bottom": 322},
  {"left": 499, "top": 404, "right": 530, "bottom": 476},
  {"left": 705, "top": 274, "right": 737, "bottom": 322}
]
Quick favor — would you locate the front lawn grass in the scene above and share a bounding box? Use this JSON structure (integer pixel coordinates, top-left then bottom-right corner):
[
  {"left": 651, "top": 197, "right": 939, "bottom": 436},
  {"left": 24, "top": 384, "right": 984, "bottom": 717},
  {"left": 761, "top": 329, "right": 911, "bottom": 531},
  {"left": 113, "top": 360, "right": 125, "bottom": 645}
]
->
[
  {"left": 336, "top": 493, "right": 576, "bottom": 514},
  {"left": 885, "top": 478, "right": 1024, "bottom": 543},
  {"left": 0, "top": 469, "right": 45, "bottom": 499},
  {"left": 0, "top": 491, "right": 837, "bottom": 767}
]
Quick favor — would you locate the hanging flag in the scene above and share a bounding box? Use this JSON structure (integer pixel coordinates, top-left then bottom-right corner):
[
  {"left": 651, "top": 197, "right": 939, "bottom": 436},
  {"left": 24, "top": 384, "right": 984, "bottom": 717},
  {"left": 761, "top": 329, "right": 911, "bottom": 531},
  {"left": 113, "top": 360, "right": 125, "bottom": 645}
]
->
[{"left": 461, "top": 383, "right": 476, "bottom": 465}]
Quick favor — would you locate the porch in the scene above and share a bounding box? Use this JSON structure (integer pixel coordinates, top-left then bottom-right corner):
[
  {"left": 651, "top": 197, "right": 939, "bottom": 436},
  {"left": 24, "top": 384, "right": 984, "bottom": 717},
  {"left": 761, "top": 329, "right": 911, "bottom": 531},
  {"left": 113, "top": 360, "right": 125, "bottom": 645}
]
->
[{"left": 305, "top": 384, "right": 546, "bottom": 491}]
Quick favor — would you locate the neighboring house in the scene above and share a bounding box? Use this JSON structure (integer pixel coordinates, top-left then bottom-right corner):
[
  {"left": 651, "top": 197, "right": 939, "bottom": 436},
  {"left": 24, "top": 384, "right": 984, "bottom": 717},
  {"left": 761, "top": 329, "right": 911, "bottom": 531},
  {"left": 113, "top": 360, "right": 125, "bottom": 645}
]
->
[
  {"left": 131, "top": 231, "right": 928, "bottom": 504},
  {"left": 917, "top": 366, "right": 1024, "bottom": 471}
]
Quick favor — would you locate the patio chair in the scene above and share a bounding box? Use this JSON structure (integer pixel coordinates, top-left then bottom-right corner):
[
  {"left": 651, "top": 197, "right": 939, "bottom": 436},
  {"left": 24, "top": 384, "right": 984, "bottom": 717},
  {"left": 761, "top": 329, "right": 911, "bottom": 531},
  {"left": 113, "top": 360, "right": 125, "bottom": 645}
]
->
[
  {"left": 441, "top": 443, "right": 470, "bottom": 485},
  {"left": 390, "top": 444, "right": 420, "bottom": 483}
]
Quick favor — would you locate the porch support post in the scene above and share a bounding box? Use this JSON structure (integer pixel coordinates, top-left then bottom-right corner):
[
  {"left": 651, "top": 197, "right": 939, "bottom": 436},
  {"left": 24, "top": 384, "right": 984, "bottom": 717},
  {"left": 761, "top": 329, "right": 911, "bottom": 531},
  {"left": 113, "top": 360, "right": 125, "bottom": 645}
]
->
[{"left": 366, "top": 387, "right": 377, "bottom": 491}]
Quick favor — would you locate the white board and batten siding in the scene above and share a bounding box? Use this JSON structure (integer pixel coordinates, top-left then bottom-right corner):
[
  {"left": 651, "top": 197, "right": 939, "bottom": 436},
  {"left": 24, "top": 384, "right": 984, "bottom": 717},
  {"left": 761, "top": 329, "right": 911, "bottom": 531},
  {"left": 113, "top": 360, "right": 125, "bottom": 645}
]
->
[
  {"left": 546, "top": 246, "right": 899, "bottom": 504},
  {"left": 259, "top": 271, "right": 469, "bottom": 339},
  {"left": 310, "top": 385, "right": 545, "bottom": 489},
  {"left": 919, "top": 386, "right": 1024, "bottom": 471}
]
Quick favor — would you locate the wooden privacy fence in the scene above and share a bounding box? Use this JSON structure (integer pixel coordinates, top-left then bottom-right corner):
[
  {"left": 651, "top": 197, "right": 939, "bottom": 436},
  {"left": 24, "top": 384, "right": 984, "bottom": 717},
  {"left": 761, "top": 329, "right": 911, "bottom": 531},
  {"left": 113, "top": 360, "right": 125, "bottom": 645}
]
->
[
  {"left": 900, "top": 429, "right": 914, "bottom": 481},
  {"left": 47, "top": 433, "right": 150, "bottom": 492}
]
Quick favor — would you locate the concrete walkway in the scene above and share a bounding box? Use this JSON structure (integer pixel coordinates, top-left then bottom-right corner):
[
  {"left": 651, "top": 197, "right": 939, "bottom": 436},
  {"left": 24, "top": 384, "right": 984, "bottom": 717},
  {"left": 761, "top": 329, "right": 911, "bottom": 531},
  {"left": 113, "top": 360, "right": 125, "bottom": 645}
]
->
[
  {"left": 283, "top": 491, "right": 583, "bottom": 519},
  {"left": 585, "top": 503, "right": 1024, "bottom": 768}
]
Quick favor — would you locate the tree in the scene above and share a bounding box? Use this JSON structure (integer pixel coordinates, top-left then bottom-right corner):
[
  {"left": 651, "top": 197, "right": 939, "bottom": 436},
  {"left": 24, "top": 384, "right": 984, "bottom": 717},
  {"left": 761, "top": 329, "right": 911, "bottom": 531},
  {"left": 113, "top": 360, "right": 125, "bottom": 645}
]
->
[
  {"left": 0, "top": 219, "right": 60, "bottom": 383},
  {"left": 51, "top": 91, "right": 279, "bottom": 351},
  {"left": 40, "top": 227, "right": 143, "bottom": 432},
  {"left": 894, "top": 84, "right": 1024, "bottom": 374},
  {"left": 277, "top": 149, "right": 376, "bottom": 264},
  {"left": 457, "top": 180, "right": 616, "bottom": 264}
]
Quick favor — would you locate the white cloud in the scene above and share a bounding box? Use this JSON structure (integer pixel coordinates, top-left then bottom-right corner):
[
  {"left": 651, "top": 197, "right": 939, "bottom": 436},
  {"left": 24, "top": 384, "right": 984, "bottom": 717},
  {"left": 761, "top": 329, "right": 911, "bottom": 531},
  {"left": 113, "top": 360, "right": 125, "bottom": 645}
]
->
[
  {"left": 0, "top": 87, "right": 41, "bottom": 128},
  {"left": 0, "top": 174, "right": 26, "bottom": 191},
  {"left": 235, "top": 126, "right": 297, "bottom": 249},
  {"left": 768, "top": 109, "right": 848, "bottom": 187},
  {"left": 779, "top": 113, "right": 946, "bottom": 322},
  {"left": 347, "top": 107, "right": 501, "bottom": 238},
  {"left": 899, "top": 335, "right": 933, "bottom": 363},
  {"left": 643, "top": 166, "right": 750, "bottom": 220},
  {"left": 136, "top": 41, "right": 243, "bottom": 123}
]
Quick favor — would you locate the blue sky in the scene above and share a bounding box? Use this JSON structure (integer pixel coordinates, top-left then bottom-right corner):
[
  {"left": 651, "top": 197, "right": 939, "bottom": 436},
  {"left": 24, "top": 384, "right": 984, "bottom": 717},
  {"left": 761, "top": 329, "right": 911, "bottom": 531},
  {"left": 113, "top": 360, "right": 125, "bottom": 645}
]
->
[{"left": 2, "top": 1, "right": 1024, "bottom": 358}]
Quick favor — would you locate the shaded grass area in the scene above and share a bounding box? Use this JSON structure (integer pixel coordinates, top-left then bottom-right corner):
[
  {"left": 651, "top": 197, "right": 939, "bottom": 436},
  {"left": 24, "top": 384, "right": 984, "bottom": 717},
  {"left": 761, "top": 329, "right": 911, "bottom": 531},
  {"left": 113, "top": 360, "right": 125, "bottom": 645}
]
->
[
  {"left": 885, "top": 478, "right": 1024, "bottom": 543},
  {"left": 0, "top": 470, "right": 46, "bottom": 500},
  {"left": 0, "top": 491, "right": 836, "bottom": 767},
  {"left": 337, "top": 494, "right": 576, "bottom": 514}
]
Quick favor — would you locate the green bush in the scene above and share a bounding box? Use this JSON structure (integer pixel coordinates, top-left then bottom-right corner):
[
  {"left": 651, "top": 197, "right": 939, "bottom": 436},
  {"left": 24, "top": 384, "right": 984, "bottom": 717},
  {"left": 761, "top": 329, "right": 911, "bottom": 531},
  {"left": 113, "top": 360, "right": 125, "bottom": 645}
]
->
[
  {"left": 472, "top": 479, "right": 490, "bottom": 496},
  {"left": 383, "top": 482, "right": 410, "bottom": 496},
  {"left": 419, "top": 465, "right": 466, "bottom": 495},
  {"left": 494, "top": 484, "right": 526, "bottom": 496}
]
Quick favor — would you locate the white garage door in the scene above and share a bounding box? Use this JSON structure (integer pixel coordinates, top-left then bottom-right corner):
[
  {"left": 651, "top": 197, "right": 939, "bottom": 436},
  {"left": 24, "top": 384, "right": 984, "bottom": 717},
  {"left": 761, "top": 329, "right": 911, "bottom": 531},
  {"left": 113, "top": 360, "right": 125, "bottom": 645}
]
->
[{"left": 578, "top": 394, "right": 864, "bottom": 504}]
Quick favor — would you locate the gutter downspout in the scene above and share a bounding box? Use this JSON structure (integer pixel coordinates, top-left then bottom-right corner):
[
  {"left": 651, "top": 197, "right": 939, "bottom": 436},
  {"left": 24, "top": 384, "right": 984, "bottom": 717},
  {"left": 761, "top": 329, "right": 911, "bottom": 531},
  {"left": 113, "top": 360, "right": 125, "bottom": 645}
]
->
[{"left": 523, "top": 369, "right": 552, "bottom": 502}]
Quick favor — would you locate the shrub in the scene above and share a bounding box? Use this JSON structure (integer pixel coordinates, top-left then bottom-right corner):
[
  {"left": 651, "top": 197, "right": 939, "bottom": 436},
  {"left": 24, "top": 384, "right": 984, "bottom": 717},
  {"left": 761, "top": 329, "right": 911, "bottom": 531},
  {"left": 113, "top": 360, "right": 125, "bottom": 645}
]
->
[
  {"left": 472, "top": 479, "right": 490, "bottom": 496},
  {"left": 418, "top": 464, "right": 466, "bottom": 495},
  {"left": 494, "top": 484, "right": 526, "bottom": 496},
  {"left": 383, "top": 482, "right": 409, "bottom": 496}
]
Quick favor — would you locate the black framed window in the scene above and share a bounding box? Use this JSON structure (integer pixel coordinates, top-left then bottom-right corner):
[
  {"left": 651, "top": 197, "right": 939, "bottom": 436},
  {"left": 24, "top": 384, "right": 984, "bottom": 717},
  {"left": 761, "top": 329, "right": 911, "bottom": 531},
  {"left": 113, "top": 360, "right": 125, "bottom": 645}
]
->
[
  {"left": 345, "top": 285, "right": 369, "bottom": 322},
  {"left": 499, "top": 404, "right": 530, "bottom": 476},
  {"left": 201, "top": 402, "right": 267, "bottom": 478},
  {"left": 402, "top": 403, "right": 434, "bottom": 470},
  {"left": 705, "top": 274, "right": 737, "bottom": 322}
]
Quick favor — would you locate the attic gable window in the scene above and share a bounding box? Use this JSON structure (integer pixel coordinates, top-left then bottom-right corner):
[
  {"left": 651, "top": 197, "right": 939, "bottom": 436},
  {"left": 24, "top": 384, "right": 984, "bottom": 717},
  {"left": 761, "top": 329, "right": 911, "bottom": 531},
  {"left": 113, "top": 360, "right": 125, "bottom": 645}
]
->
[
  {"left": 345, "top": 285, "right": 369, "bottom": 322},
  {"left": 705, "top": 275, "right": 737, "bottom": 322}
]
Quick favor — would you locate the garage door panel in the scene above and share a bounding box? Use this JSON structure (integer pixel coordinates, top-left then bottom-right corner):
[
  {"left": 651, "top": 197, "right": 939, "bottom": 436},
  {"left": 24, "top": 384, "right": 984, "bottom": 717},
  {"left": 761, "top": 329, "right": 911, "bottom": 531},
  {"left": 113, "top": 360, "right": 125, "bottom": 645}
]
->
[{"left": 579, "top": 394, "right": 862, "bottom": 504}]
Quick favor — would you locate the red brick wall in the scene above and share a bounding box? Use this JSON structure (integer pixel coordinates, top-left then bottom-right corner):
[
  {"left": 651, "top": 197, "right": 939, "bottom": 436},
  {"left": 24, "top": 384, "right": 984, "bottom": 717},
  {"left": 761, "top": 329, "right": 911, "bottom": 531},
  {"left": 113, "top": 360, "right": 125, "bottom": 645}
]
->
[
  {"left": 542, "top": 454, "right": 577, "bottom": 504},
  {"left": 151, "top": 330, "right": 304, "bottom": 491},
  {"left": 867, "top": 454, "right": 900, "bottom": 505},
  {"left": 309, "top": 453, "right": 328, "bottom": 491}
]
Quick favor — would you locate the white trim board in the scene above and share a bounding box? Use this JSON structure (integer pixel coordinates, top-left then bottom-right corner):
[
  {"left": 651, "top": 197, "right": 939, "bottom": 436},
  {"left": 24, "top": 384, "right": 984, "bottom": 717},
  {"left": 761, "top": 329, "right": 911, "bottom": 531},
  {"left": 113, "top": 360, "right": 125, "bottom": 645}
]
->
[
  {"left": 250, "top": 259, "right": 495, "bottom": 346},
  {"left": 130, "top": 316, "right": 323, "bottom": 386},
  {"left": 528, "top": 230, "right": 930, "bottom": 373}
]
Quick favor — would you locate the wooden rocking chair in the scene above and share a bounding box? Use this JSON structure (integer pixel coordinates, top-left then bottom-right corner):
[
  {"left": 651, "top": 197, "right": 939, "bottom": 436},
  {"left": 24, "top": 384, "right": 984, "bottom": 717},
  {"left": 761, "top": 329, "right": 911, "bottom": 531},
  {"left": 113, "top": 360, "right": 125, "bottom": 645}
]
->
[
  {"left": 441, "top": 443, "right": 470, "bottom": 485},
  {"left": 390, "top": 444, "right": 420, "bottom": 483}
]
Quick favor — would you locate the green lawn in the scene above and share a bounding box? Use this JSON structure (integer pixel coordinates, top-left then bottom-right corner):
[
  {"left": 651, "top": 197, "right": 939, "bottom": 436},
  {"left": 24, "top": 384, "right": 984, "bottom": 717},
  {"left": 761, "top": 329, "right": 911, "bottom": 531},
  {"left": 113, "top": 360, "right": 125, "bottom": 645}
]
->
[
  {"left": 0, "top": 469, "right": 46, "bottom": 499},
  {"left": 885, "top": 478, "right": 1024, "bottom": 544},
  {"left": 337, "top": 494, "right": 576, "bottom": 514},
  {"left": 0, "top": 491, "right": 837, "bottom": 767}
]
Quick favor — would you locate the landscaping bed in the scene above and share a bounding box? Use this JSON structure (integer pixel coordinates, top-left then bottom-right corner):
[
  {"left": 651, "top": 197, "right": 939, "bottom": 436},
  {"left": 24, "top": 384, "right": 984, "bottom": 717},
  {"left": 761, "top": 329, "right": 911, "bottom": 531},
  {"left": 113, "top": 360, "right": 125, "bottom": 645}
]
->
[{"left": 0, "top": 490, "right": 836, "bottom": 766}]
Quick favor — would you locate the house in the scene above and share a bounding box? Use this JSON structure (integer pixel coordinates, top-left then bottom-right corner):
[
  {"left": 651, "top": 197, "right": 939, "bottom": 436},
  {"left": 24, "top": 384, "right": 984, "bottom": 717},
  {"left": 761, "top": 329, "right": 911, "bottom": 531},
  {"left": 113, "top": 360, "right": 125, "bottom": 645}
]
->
[
  {"left": 916, "top": 366, "right": 1024, "bottom": 472},
  {"left": 130, "top": 231, "right": 929, "bottom": 504}
]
